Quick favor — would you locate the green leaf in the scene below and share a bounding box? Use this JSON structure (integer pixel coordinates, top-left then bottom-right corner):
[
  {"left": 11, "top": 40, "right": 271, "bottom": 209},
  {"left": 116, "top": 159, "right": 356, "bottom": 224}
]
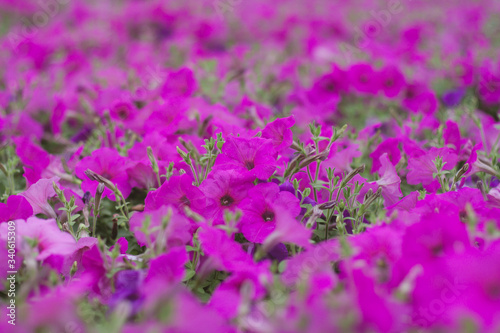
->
[{"left": 183, "top": 269, "right": 196, "bottom": 282}]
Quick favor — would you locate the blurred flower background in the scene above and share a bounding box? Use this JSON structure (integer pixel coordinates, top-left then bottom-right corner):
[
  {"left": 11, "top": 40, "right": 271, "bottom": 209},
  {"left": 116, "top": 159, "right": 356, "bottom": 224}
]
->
[{"left": 1, "top": 0, "right": 500, "bottom": 332}]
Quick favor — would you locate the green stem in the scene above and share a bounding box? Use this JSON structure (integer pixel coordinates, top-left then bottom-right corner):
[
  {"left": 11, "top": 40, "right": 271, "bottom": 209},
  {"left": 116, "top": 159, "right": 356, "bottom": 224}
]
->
[
  {"left": 155, "top": 170, "right": 162, "bottom": 188},
  {"left": 93, "top": 212, "right": 98, "bottom": 237},
  {"left": 190, "top": 162, "right": 200, "bottom": 186}
]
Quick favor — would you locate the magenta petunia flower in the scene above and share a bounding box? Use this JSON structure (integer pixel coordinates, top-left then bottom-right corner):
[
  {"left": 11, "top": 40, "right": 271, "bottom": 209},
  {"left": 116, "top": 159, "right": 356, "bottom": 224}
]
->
[
  {"left": 406, "top": 147, "right": 458, "bottom": 192},
  {"left": 75, "top": 148, "right": 132, "bottom": 201},
  {"left": 376, "top": 153, "right": 402, "bottom": 206},
  {"left": 350, "top": 225, "right": 403, "bottom": 281},
  {"left": 261, "top": 116, "right": 295, "bottom": 153},
  {"left": 199, "top": 170, "right": 254, "bottom": 223},
  {"left": 347, "top": 63, "right": 380, "bottom": 95},
  {"left": 0, "top": 194, "right": 33, "bottom": 223},
  {"left": 213, "top": 136, "right": 278, "bottom": 179},
  {"left": 263, "top": 209, "right": 312, "bottom": 250},
  {"left": 386, "top": 191, "right": 419, "bottom": 212},
  {"left": 398, "top": 213, "right": 470, "bottom": 276},
  {"left": 144, "top": 247, "right": 188, "bottom": 285},
  {"left": 145, "top": 174, "right": 206, "bottom": 213},
  {"left": 14, "top": 136, "right": 51, "bottom": 186},
  {"left": 351, "top": 267, "right": 397, "bottom": 332},
  {"left": 443, "top": 120, "right": 464, "bottom": 153},
  {"left": 239, "top": 183, "right": 300, "bottom": 243},
  {"left": 281, "top": 240, "right": 339, "bottom": 286},
  {"left": 8, "top": 217, "right": 78, "bottom": 274},
  {"left": 403, "top": 83, "right": 438, "bottom": 115},
  {"left": 379, "top": 65, "right": 406, "bottom": 98},
  {"left": 198, "top": 224, "right": 267, "bottom": 275},
  {"left": 370, "top": 138, "right": 401, "bottom": 173},
  {"left": 110, "top": 100, "right": 136, "bottom": 121},
  {"left": 307, "top": 66, "right": 347, "bottom": 103},
  {"left": 129, "top": 205, "right": 194, "bottom": 248},
  {"left": 160, "top": 67, "right": 197, "bottom": 98},
  {"left": 20, "top": 176, "right": 60, "bottom": 219},
  {"left": 209, "top": 271, "right": 267, "bottom": 319},
  {"left": 126, "top": 161, "right": 159, "bottom": 190}
]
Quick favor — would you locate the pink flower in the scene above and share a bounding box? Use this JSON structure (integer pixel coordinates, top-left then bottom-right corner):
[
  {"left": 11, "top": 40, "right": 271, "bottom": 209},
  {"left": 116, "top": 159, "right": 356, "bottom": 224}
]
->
[
  {"left": 348, "top": 63, "right": 380, "bottom": 95},
  {"left": 403, "top": 84, "right": 438, "bottom": 115},
  {"left": 143, "top": 100, "right": 192, "bottom": 137},
  {"left": 351, "top": 267, "right": 398, "bottom": 332},
  {"left": 75, "top": 148, "right": 132, "bottom": 201},
  {"left": 213, "top": 136, "right": 278, "bottom": 179},
  {"left": 239, "top": 183, "right": 300, "bottom": 243},
  {"left": 130, "top": 206, "right": 193, "bottom": 248},
  {"left": 379, "top": 65, "right": 406, "bottom": 98},
  {"left": 263, "top": 209, "right": 312, "bottom": 250},
  {"left": 410, "top": 241, "right": 500, "bottom": 330},
  {"left": 350, "top": 225, "right": 403, "bottom": 285},
  {"left": 21, "top": 281, "right": 87, "bottom": 333},
  {"left": 0, "top": 195, "right": 33, "bottom": 223},
  {"left": 323, "top": 141, "right": 362, "bottom": 174},
  {"left": 386, "top": 191, "right": 419, "bottom": 212},
  {"left": 376, "top": 153, "right": 402, "bottom": 206},
  {"left": 406, "top": 147, "right": 458, "bottom": 192},
  {"left": 370, "top": 138, "right": 401, "bottom": 173},
  {"left": 145, "top": 174, "right": 205, "bottom": 213},
  {"left": 209, "top": 271, "right": 267, "bottom": 319},
  {"left": 478, "top": 61, "right": 500, "bottom": 104},
  {"left": 234, "top": 96, "right": 272, "bottom": 122},
  {"left": 160, "top": 67, "right": 197, "bottom": 98},
  {"left": 20, "top": 176, "right": 60, "bottom": 219},
  {"left": 199, "top": 170, "right": 253, "bottom": 223},
  {"left": 14, "top": 136, "right": 51, "bottom": 185},
  {"left": 261, "top": 116, "right": 295, "bottom": 153},
  {"left": 127, "top": 131, "right": 190, "bottom": 186},
  {"left": 5, "top": 217, "right": 77, "bottom": 274},
  {"left": 145, "top": 247, "right": 188, "bottom": 285},
  {"left": 109, "top": 100, "right": 138, "bottom": 123},
  {"left": 198, "top": 224, "right": 266, "bottom": 275},
  {"left": 395, "top": 213, "right": 470, "bottom": 283},
  {"left": 443, "top": 120, "right": 463, "bottom": 153},
  {"left": 307, "top": 66, "right": 347, "bottom": 103},
  {"left": 281, "top": 240, "right": 339, "bottom": 286},
  {"left": 126, "top": 161, "right": 159, "bottom": 190}
]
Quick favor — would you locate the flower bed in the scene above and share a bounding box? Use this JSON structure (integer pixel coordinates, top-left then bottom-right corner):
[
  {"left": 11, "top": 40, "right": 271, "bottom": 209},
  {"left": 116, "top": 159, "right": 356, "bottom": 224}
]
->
[{"left": 1, "top": 0, "right": 500, "bottom": 332}]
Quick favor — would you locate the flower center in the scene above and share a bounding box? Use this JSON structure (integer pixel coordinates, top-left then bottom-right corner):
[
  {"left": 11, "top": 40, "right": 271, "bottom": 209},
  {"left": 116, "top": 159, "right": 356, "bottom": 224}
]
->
[
  {"left": 220, "top": 194, "right": 234, "bottom": 207},
  {"left": 244, "top": 160, "right": 255, "bottom": 170},
  {"left": 101, "top": 172, "right": 112, "bottom": 179},
  {"left": 262, "top": 211, "right": 275, "bottom": 222},
  {"left": 180, "top": 195, "right": 191, "bottom": 207},
  {"left": 323, "top": 81, "right": 335, "bottom": 92}
]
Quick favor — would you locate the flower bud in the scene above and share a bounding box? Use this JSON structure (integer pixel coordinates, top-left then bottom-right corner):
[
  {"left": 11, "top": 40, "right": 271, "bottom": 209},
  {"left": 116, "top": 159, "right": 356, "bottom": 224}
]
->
[
  {"left": 341, "top": 165, "right": 365, "bottom": 187},
  {"left": 94, "top": 183, "right": 105, "bottom": 218},
  {"left": 52, "top": 181, "right": 66, "bottom": 203},
  {"left": 85, "top": 169, "right": 116, "bottom": 191},
  {"left": 318, "top": 200, "right": 337, "bottom": 210},
  {"left": 147, "top": 146, "right": 159, "bottom": 173},
  {"left": 338, "top": 200, "right": 345, "bottom": 212},
  {"left": 176, "top": 146, "right": 191, "bottom": 165}
]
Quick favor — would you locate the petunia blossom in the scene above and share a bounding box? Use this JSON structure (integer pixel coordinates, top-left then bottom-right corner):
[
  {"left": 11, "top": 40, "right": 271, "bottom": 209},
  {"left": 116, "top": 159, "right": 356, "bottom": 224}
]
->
[
  {"left": 199, "top": 170, "right": 254, "bottom": 224},
  {"left": 213, "top": 136, "right": 278, "bottom": 180},
  {"left": 20, "top": 176, "right": 60, "bottom": 219},
  {"left": 406, "top": 147, "right": 458, "bottom": 192},
  {"left": 261, "top": 116, "right": 295, "bottom": 153},
  {"left": 239, "top": 182, "right": 300, "bottom": 243},
  {"left": 75, "top": 148, "right": 132, "bottom": 201}
]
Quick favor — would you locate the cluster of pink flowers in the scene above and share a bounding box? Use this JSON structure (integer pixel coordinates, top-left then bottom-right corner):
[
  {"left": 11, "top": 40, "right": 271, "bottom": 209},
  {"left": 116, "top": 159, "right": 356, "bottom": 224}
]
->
[{"left": 1, "top": 0, "right": 500, "bottom": 332}]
